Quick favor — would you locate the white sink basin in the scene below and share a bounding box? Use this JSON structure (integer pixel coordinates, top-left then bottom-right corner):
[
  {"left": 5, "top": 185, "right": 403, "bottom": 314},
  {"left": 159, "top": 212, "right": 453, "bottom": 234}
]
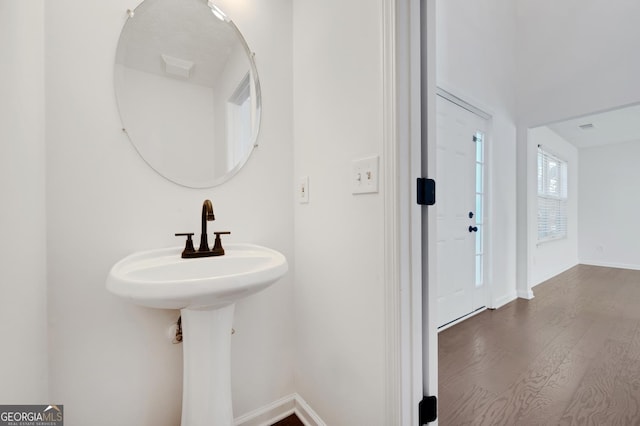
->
[
  {"left": 107, "top": 243, "right": 288, "bottom": 309},
  {"left": 107, "top": 242, "right": 288, "bottom": 426}
]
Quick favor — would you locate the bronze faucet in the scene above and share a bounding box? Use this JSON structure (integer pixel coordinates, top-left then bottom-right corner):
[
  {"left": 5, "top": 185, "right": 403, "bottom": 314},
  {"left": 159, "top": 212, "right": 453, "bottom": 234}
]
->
[
  {"left": 175, "top": 199, "right": 230, "bottom": 258},
  {"left": 199, "top": 199, "right": 215, "bottom": 252}
]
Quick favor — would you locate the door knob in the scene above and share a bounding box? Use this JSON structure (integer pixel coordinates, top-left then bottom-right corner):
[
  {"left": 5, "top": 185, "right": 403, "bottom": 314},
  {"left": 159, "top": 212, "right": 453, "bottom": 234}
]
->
[
  {"left": 468, "top": 212, "right": 474, "bottom": 218},
  {"left": 468, "top": 226, "right": 478, "bottom": 233}
]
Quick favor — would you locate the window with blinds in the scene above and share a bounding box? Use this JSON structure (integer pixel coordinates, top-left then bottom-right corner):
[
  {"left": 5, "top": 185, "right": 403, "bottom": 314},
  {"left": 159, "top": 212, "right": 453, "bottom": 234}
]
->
[{"left": 537, "top": 147, "right": 568, "bottom": 242}]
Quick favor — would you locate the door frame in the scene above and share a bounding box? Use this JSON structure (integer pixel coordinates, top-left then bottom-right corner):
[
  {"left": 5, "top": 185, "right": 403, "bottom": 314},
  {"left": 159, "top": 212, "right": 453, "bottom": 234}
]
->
[
  {"left": 380, "top": 0, "right": 429, "bottom": 424},
  {"left": 384, "top": 0, "right": 499, "bottom": 419},
  {"left": 380, "top": 0, "right": 417, "bottom": 423}
]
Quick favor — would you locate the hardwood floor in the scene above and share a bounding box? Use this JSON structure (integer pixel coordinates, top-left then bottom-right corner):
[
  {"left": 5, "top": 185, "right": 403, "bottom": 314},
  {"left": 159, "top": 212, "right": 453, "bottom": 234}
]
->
[
  {"left": 271, "top": 414, "right": 304, "bottom": 426},
  {"left": 438, "top": 265, "right": 640, "bottom": 425}
]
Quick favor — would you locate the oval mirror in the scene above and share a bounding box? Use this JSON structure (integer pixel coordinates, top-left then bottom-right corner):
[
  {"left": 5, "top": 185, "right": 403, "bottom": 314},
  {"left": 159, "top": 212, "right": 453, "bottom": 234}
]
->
[{"left": 114, "top": 0, "right": 261, "bottom": 188}]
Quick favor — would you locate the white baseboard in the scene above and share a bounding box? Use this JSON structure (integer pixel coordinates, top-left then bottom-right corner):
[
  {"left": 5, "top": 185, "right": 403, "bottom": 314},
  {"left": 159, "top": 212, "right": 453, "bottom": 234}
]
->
[
  {"left": 234, "top": 393, "right": 325, "bottom": 426},
  {"left": 517, "top": 288, "right": 534, "bottom": 300},
  {"left": 579, "top": 260, "right": 640, "bottom": 271},
  {"left": 293, "top": 395, "right": 326, "bottom": 426},
  {"left": 492, "top": 291, "right": 517, "bottom": 309}
]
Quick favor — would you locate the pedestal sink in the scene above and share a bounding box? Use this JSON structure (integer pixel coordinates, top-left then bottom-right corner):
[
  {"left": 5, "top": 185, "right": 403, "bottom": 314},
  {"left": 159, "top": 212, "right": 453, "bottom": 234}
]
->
[{"left": 106, "top": 243, "right": 288, "bottom": 426}]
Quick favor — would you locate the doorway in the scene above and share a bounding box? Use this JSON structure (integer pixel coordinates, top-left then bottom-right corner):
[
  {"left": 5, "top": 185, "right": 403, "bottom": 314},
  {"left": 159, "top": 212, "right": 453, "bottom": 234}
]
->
[{"left": 435, "top": 92, "right": 489, "bottom": 328}]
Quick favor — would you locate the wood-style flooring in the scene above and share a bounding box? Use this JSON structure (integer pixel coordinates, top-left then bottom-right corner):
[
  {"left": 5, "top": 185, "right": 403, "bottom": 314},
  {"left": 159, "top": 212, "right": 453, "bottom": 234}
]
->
[
  {"left": 438, "top": 265, "right": 640, "bottom": 425},
  {"left": 271, "top": 414, "right": 304, "bottom": 426}
]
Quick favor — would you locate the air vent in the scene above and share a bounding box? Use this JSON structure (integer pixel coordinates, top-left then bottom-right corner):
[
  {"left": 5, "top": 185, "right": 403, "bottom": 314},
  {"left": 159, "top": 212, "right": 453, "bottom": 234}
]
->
[
  {"left": 161, "top": 54, "right": 194, "bottom": 79},
  {"left": 579, "top": 123, "right": 595, "bottom": 130}
]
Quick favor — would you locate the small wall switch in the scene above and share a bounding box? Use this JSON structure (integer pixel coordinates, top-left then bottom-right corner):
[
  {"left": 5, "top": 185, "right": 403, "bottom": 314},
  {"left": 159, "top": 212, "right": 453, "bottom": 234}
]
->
[
  {"left": 299, "top": 176, "right": 309, "bottom": 203},
  {"left": 352, "top": 155, "right": 379, "bottom": 194}
]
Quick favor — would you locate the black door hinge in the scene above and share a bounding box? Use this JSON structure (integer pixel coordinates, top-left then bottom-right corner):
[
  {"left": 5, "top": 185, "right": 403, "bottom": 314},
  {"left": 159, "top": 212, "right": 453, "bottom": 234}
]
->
[
  {"left": 417, "top": 178, "right": 436, "bottom": 206},
  {"left": 419, "top": 395, "right": 437, "bottom": 424}
]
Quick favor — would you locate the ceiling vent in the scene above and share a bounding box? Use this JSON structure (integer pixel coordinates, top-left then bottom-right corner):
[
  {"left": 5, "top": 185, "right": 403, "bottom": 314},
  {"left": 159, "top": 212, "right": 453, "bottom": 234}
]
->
[
  {"left": 161, "top": 54, "right": 194, "bottom": 79},
  {"left": 579, "top": 123, "right": 595, "bottom": 130}
]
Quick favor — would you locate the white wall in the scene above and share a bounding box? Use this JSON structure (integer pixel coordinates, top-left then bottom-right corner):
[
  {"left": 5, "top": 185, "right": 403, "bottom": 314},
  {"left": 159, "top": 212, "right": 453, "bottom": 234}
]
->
[
  {"left": 527, "top": 127, "right": 579, "bottom": 286},
  {"left": 579, "top": 140, "right": 640, "bottom": 270},
  {"left": 0, "top": 0, "right": 48, "bottom": 403},
  {"left": 436, "top": 0, "right": 519, "bottom": 306},
  {"left": 45, "top": 0, "right": 294, "bottom": 424},
  {"left": 292, "top": 0, "right": 387, "bottom": 424},
  {"left": 515, "top": 0, "right": 640, "bottom": 295}
]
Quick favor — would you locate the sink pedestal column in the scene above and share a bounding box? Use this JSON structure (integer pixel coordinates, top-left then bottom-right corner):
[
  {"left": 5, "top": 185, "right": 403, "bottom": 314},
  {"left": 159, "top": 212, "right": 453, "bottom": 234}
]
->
[{"left": 180, "top": 304, "right": 235, "bottom": 426}]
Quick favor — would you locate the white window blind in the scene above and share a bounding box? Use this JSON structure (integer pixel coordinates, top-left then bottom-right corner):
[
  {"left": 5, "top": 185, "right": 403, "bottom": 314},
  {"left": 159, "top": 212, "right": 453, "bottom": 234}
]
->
[{"left": 537, "top": 147, "right": 568, "bottom": 242}]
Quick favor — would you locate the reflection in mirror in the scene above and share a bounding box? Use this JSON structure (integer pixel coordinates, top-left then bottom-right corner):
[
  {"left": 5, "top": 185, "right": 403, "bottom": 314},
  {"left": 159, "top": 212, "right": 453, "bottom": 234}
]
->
[{"left": 114, "top": 0, "right": 261, "bottom": 188}]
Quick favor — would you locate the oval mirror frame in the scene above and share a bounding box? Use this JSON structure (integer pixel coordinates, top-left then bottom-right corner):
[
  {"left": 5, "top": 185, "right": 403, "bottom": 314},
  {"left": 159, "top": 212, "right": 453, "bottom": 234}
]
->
[{"left": 114, "top": 0, "right": 262, "bottom": 188}]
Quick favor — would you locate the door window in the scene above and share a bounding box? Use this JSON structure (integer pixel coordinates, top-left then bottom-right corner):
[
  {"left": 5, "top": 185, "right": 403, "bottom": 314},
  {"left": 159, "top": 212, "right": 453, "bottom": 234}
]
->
[{"left": 474, "top": 131, "right": 484, "bottom": 287}]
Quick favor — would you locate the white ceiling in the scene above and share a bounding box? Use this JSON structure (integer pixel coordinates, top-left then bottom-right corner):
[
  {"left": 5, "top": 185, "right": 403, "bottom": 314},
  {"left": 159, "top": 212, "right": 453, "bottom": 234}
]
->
[{"left": 547, "top": 103, "right": 640, "bottom": 149}]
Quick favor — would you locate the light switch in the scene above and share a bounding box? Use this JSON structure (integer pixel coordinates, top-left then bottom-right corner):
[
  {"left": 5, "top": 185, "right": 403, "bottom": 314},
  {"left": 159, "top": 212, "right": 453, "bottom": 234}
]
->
[
  {"left": 352, "top": 155, "right": 379, "bottom": 194},
  {"left": 299, "top": 176, "right": 309, "bottom": 203}
]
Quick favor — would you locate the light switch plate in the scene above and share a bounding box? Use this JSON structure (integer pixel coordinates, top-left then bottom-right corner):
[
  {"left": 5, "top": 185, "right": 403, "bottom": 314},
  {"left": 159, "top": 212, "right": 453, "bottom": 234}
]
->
[{"left": 352, "top": 155, "right": 379, "bottom": 194}]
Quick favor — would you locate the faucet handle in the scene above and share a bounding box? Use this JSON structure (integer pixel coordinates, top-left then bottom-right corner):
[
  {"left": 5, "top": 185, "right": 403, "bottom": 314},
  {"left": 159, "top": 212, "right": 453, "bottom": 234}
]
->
[
  {"left": 212, "top": 232, "right": 231, "bottom": 256},
  {"left": 175, "top": 233, "right": 195, "bottom": 257}
]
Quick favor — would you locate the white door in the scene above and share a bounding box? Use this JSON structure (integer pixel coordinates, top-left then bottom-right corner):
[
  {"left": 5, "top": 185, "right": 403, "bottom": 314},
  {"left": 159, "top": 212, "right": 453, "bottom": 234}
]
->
[{"left": 436, "top": 94, "right": 487, "bottom": 328}]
